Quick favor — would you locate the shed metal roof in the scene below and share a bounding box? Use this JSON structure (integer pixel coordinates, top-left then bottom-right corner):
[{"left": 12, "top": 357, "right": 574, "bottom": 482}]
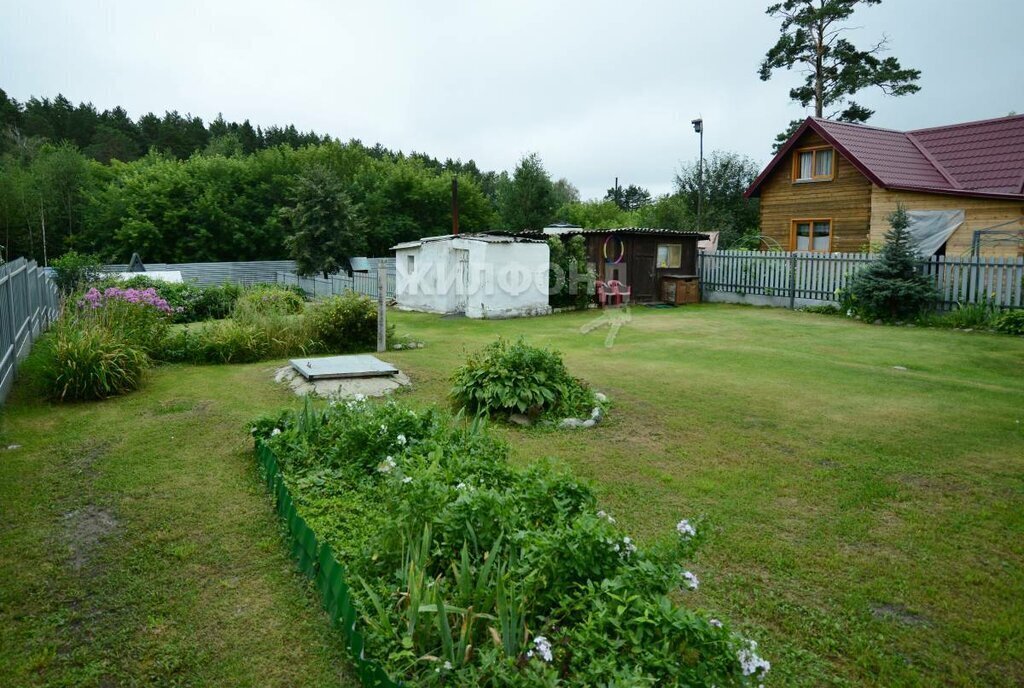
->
[
  {"left": 746, "top": 114, "right": 1024, "bottom": 200},
  {"left": 523, "top": 227, "right": 709, "bottom": 239},
  {"left": 390, "top": 233, "right": 546, "bottom": 251}
]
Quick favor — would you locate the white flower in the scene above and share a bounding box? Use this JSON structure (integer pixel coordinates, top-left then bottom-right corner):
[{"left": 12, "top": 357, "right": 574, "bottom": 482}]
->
[
  {"left": 621, "top": 536, "right": 636, "bottom": 556},
  {"left": 443, "top": 660, "right": 452, "bottom": 670},
  {"left": 682, "top": 570, "right": 700, "bottom": 590},
  {"left": 709, "top": 618, "right": 723, "bottom": 628},
  {"left": 597, "top": 510, "right": 616, "bottom": 523},
  {"left": 526, "top": 635, "right": 553, "bottom": 662},
  {"left": 676, "top": 519, "right": 696, "bottom": 538},
  {"left": 271, "top": 428, "right": 281, "bottom": 436},
  {"left": 737, "top": 640, "right": 770, "bottom": 677},
  {"left": 396, "top": 433, "right": 407, "bottom": 445},
  {"left": 379, "top": 424, "right": 388, "bottom": 434},
  {"left": 455, "top": 482, "right": 467, "bottom": 490},
  {"left": 402, "top": 476, "right": 413, "bottom": 484},
  {"left": 353, "top": 393, "right": 365, "bottom": 401},
  {"left": 377, "top": 456, "right": 397, "bottom": 473}
]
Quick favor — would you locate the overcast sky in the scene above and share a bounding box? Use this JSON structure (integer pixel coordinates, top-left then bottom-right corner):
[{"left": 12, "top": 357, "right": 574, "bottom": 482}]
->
[{"left": 2, "top": 0, "right": 1022, "bottom": 199}]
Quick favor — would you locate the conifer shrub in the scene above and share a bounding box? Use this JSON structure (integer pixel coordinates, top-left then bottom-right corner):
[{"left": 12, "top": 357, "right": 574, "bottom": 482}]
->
[{"left": 842, "top": 206, "right": 937, "bottom": 322}]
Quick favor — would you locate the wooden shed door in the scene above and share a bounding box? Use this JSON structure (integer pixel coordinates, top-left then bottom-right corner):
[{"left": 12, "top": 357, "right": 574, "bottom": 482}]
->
[{"left": 632, "top": 244, "right": 657, "bottom": 301}]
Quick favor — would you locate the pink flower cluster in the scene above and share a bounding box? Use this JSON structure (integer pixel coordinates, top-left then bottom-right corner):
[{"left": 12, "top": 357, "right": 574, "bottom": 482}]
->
[{"left": 79, "top": 286, "right": 175, "bottom": 314}]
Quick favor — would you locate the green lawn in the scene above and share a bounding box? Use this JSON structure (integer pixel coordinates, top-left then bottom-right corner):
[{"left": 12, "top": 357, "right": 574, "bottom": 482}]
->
[{"left": 2, "top": 304, "right": 1022, "bottom": 686}]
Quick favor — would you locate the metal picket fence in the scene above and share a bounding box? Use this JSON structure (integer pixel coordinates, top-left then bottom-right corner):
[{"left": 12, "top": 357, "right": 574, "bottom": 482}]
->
[
  {"left": 0, "top": 258, "right": 60, "bottom": 404},
  {"left": 699, "top": 250, "right": 1024, "bottom": 310},
  {"left": 276, "top": 268, "right": 396, "bottom": 301}
]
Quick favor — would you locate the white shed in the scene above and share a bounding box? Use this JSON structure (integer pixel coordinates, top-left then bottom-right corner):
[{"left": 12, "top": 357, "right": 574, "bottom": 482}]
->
[{"left": 391, "top": 233, "right": 551, "bottom": 319}]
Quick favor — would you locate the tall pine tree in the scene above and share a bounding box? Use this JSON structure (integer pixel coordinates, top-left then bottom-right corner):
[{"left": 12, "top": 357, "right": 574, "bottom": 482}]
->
[{"left": 759, "top": 0, "right": 921, "bottom": 150}]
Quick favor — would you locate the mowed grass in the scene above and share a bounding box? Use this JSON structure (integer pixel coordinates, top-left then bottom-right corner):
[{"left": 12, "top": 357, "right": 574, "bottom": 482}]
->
[
  {"left": 382, "top": 305, "right": 1024, "bottom": 687},
  {"left": 1, "top": 303, "right": 1021, "bottom": 687},
  {"left": 0, "top": 364, "right": 356, "bottom": 687}
]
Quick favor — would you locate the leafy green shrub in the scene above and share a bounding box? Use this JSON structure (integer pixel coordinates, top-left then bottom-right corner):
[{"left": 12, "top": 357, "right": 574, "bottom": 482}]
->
[
  {"left": 308, "top": 292, "right": 384, "bottom": 353},
  {"left": 51, "top": 250, "right": 103, "bottom": 294},
  {"left": 233, "top": 284, "right": 305, "bottom": 317},
  {"left": 799, "top": 303, "right": 841, "bottom": 315},
  {"left": 253, "top": 399, "right": 768, "bottom": 686},
  {"left": 843, "top": 206, "right": 937, "bottom": 322},
  {"left": 26, "top": 316, "right": 147, "bottom": 401},
  {"left": 994, "top": 310, "right": 1024, "bottom": 335},
  {"left": 451, "top": 337, "right": 596, "bottom": 419},
  {"left": 548, "top": 235, "right": 595, "bottom": 310}
]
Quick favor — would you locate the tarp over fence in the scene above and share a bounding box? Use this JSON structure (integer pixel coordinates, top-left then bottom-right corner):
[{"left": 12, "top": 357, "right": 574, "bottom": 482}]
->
[
  {"left": 699, "top": 250, "right": 1024, "bottom": 310},
  {"left": 0, "top": 258, "right": 60, "bottom": 404}
]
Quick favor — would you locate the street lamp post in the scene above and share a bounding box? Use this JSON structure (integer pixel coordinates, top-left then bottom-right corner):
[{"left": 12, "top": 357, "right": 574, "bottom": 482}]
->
[{"left": 691, "top": 118, "right": 703, "bottom": 232}]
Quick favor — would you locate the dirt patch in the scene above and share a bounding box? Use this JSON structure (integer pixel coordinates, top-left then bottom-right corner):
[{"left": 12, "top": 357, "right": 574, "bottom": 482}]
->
[
  {"left": 870, "top": 602, "right": 930, "bottom": 627},
  {"left": 152, "top": 398, "right": 212, "bottom": 417},
  {"left": 63, "top": 505, "right": 118, "bottom": 571}
]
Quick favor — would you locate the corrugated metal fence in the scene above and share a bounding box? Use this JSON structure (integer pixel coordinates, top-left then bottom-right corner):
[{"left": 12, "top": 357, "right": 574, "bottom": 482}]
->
[
  {"left": 0, "top": 258, "right": 60, "bottom": 404},
  {"left": 102, "top": 260, "right": 298, "bottom": 286},
  {"left": 699, "top": 250, "right": 1024, "bottom": 310}
]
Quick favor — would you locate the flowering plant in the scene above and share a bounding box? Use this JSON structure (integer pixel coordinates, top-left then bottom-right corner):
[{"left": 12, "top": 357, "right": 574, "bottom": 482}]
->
[{"left": 79, "top": 286, "right": 175, "bottom": 314}]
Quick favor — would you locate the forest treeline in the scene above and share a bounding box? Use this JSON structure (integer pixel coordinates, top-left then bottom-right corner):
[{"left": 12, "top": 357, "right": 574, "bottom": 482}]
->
[{"left": 0, "top": 89, "right": 759, "bottom": 263}]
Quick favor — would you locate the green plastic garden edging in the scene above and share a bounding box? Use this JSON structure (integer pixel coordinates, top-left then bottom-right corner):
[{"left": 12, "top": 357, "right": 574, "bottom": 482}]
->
[{"left": 255, "top": 440, "right": 402, "bottom": 688}]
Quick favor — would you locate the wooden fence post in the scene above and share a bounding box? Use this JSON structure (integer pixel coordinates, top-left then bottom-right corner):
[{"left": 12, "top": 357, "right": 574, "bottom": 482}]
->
[{"left": 376, "top": 262, "right": 387, "bottom": 353}]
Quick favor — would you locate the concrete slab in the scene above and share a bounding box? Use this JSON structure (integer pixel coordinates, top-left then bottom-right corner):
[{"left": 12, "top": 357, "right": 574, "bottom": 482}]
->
[
  {"left": 275, "top": 365, "right": 410, "bottom": 398},
  {"left": 290, "top": 354, "right": 398, "bottom": 381}
]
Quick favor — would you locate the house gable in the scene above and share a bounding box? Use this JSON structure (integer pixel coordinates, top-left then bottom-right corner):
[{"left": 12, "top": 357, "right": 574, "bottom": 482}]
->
[{"left": 755, "top": 129, "right": 872, "bottom": 252}]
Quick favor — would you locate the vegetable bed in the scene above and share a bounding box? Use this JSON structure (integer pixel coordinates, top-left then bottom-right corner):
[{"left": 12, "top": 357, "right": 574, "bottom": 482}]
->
[{"left": 252, "top": 398, "right": 769, "bottom": 686}]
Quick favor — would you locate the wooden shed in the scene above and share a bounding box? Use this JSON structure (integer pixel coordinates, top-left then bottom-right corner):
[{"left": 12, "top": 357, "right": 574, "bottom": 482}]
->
[{"left": 542, "top": 227, "right": 708, "bottom": 304}]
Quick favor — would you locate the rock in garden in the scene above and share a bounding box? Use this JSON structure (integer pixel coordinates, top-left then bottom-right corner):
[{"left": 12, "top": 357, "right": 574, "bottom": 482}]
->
[
  {"left": 581, "top": 419, "right": 596, "bottom": 428},
  {"left": 509, "top": 413, "right": 532, "bottom": 427},
  {"left": 590, "top": 407, "right": 603, "bottom": 421},
  {"left": 393, "top": 343, "right": 404, "bottom": 350},
  {"left": 595, "top": 392, "right": 608, "bottom": 403},
  {"left": 873, "top": 319, "right": 883, "bottom": 325},
  {"left": 560, "top": 418, "right": 584, "bottom": 429}
]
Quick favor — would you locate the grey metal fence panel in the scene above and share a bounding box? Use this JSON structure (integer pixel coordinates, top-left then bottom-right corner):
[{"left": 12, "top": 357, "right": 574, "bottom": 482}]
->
[
  {"left": 276, "top": 266, "right": 396, "bottom": 300},
  {"left": 102, "top": 260, "right": 299, "bottom": 286},
  {"left": 699, "top": 250, "right": 1024, "bottom": 310},
  {"left": 0, "top": 258, "right": 60, "bottom": 404}
]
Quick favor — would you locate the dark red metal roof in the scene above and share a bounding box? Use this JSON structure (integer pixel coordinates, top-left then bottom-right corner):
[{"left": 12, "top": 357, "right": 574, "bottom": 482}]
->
[{"left": 745, "top": 114, "right": 1024, "bottom": 200}]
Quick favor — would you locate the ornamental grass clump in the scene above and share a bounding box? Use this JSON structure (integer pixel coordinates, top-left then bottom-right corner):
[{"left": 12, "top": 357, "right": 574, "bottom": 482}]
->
[
  {"left": 253, "top": 399, "right": 769, "bottom": 686},
  {"left": 25, "top": 312, "right": 148, "bottom": 401},
  {"left": 450, "top": 337, "right": 597, "bottom": 421}
]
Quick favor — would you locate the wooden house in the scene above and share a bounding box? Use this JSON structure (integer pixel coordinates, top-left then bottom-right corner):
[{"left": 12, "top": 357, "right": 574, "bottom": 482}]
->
[
  {"left": 541, "top": 227, "right": 707, "bottom": 304},
  {"left": 744, "top": 115, "right": 1024, "bottom": 257}
]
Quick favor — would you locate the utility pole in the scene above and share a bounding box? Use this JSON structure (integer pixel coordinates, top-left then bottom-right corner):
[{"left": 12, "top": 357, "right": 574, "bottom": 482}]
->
[{"left": 691, "top": 118, "right": 704, "bottom": 232}]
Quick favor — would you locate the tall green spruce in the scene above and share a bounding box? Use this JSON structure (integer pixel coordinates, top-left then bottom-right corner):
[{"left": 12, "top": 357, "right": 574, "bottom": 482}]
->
[
  {"left": 759, "top": 0, "right": 921, "bottom": 150},
  {"left": 281, "top": 164, "right": 366, "bottom": 278},
  {"left": 846, "top": 206, "right": 936, "bottom": 321}
]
